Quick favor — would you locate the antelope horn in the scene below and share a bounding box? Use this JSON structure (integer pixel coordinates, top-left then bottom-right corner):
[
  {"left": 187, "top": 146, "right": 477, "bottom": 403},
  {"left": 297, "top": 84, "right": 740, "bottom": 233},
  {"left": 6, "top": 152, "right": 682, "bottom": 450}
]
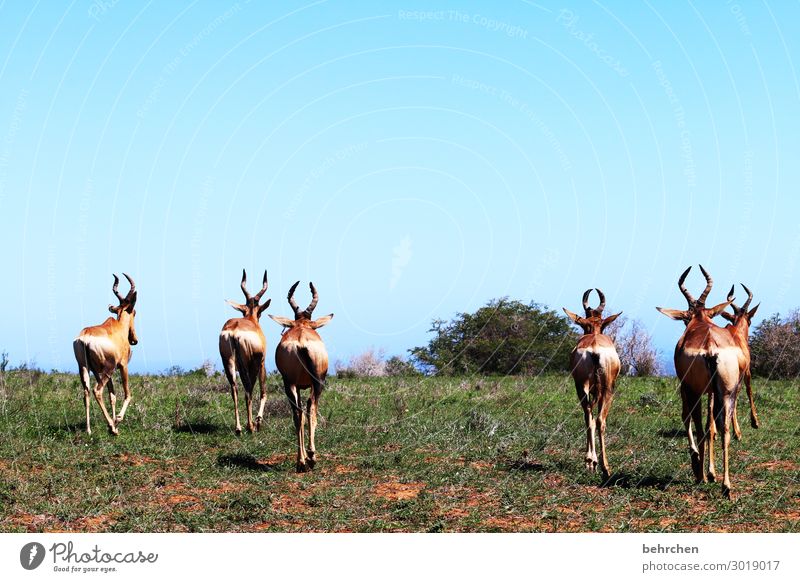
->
[
  {"left": 595, "top": 288, "right": 606, "bottom": 313},
  {"left": 240, "top": 269, "right": 251, "bottom": 302},
  {"left": 122, "top": 273, "right": 136, "bottom": 301},
  {"left": 288, "top": 281, "right": 301, "bottom": 316},
  {"left": 304, "top": 282, "right": 319, "bottom": 317},
  {"left": 582, "top": 289, "right": 592, "bottom": 314},
  {"left": 678, "top": 266, "right": 696, "bottom": 306},
  {"left": 112, "top": 274, "right": 124, "bottom": 303},
  {"left": 697, "top": 265, "right": 713, "bottom": 306},
  {"left": 740, "top": 283, "right": 753, "bottom": 312},
  {"left": 253, "top": 270, "right": 268, "bottom": 301},
  {"left": 727, "top": 285, "right": 740, "bottom": 312}
]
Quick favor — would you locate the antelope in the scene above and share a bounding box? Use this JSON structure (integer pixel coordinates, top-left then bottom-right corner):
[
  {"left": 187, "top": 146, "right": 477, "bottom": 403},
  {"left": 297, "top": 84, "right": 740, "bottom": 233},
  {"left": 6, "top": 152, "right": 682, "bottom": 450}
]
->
[
  {"left": 269, "top": 281, "right": 333, "bottom": 472},
  {"left": 656, "top": 266, "right": 743, "bottom": 498},
  {"left": 563, "top": 289, "right": 622, "bottom": 479},
  {"left": 720, "top": 284, "right": 760, "bottom": 439},
  {"left": 73, "top": 274, "right": 138, "bottom": 435},
  {"left": 219, "top": 270, "right": 271, "bottom": 435}
]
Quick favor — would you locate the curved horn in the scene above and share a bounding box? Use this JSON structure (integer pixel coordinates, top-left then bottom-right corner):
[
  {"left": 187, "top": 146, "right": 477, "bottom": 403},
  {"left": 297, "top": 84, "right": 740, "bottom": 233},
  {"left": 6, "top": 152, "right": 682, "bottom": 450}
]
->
[
  {"left": 678, "top": 266, "right": 696, "bottom": 306},
  {"left": 122, "top": 273, "right": 136, "bottom": 301},
  {"left": 304, "top": 282, "right": 319, "bottom": 317},
  {"left": 727, "top": 285, "right": 740, "bottom": 312},
  {"left": 740, "top": 283, "right": 753, "bottom": 312},
  {"left": 112, "top": 274, "right": 124, "bottom": 303},
  {"left": 253, "top": 270, "right": 268, "bottom": 301},
  {"left": 582, "top": 289, "right": 592, "bottom": 313},
  {"left": 697, "top": 265, "right": 713, "bottom": 306},
  {"left": 240, "top": 269, "right": 251, "bottom": 302},
  {"left": 288, "top": 281, "right": 301, "bottom": 316},
  {"left": 595, "top": 288, "right": 606, "bottom": 313}
]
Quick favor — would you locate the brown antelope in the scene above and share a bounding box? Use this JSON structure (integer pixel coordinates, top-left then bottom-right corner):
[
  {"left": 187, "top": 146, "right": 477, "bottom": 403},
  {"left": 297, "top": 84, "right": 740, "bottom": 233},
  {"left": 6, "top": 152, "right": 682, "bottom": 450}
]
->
[
  {"left": 73, "top": 274, "right": 138, "bottom": 435},
  {"left": 563, "top": 289, "right": 622, "bottom": 479},
  {"left": 219, "top": 270, "right": 271, "bottom": 435},
  {"left": 720, "top": 284, "right": 760, "bottom": 439},
  {"left": 269, "top": 282, "right": 333, "bottom": 472},
  {"left": 657, "top": 266, "right": 743, "bottom": 498}
]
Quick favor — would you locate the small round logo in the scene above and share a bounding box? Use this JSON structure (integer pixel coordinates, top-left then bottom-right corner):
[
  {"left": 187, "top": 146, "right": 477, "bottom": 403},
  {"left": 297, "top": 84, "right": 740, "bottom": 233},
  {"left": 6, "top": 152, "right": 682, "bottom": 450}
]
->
[{"left": 20, "top": 542, "right": 46, "bottom": 570}]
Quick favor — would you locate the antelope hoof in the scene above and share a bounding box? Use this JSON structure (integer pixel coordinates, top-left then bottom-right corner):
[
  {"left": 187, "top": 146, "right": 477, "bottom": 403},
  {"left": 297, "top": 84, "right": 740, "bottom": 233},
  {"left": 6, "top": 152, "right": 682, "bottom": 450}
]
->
[
  {"left": 108, "top": 426, "right": 119, "bottom": 436},
  {"left": 690, "top": 454, "right": 702, "bottom": 481},
  {"left": 306, "top": 452, "right": 316, "bottom": 469},
  {"left": 255, "top": 417, "right": 263, "bottom": 431},
  {"left": 114, "top": 415, "right": 124, "bottom": 424},
  {"left": 707, "top": 472, "right": 716, "bottom": 483},
  {"left": 247, "top": 424, "right": 255, "bottom": 434},
  {"left": 751, "top": 418, "right": 759, "bottom": 429},
  {"left": 235, "top": 427, "right": 242, "bottom": 436},
  {"left": 722, "top": 485, "right": 732, "bottom": 499},
  {"left": 296, "top": 461, "right": 310, "bottom": 473},
  {"left": 733, "top": 429, "right": 742, "bottom": 441}
]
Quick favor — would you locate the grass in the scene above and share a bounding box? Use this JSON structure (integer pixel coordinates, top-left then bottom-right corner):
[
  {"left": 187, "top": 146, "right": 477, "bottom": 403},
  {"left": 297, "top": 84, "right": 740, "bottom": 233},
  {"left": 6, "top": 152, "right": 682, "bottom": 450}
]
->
[{"left": 0, "top": 370, "right": 797, "bottom": 532}]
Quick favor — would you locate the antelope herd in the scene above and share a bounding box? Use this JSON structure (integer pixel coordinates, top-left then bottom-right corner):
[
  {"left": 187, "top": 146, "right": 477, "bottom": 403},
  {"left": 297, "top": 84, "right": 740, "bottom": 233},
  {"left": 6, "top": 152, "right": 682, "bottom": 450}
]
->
[{"left": 72, "top": 265, "right": 761, "bottom": 496}]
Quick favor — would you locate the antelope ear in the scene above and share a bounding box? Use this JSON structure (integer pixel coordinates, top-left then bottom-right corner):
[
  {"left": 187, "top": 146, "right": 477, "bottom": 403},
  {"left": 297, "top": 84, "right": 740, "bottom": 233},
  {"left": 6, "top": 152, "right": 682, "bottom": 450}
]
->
[
  {"left": 257, "top": 298, "right": 272, "bottom": 317},
  {"left": 656, "top": 307, "right": 689, "bottom": 321},
  {"left": 311, "top": 314, "right": 334, "bottom": 329},
  {"left": 720, "top": 311, "right": 735, "bottom": 322},
  {"left": 747, "top": 303, "right": 760, "bottom": 321},
  {"left": 706, "top": 300, "right": 734, "bottom": 318},
  {"left": 225, "top": 299, "right": 247, "bottom": 314},
  {"left": 562, "top": 308, "right": 580, "bottom": 323},
  {"left": 601, "top": 312, "right": 622, "bottom": 331},
  {"left": 268, "top": 314, "right": 295, "bottom": 328}
]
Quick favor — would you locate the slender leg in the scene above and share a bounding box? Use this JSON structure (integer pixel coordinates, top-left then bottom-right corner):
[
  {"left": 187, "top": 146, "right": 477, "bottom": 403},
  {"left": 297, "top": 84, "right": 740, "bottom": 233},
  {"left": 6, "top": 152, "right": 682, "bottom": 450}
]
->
[
  {"left": 721, "top": 395, "right": 734, "bottom": 499},
  {"left": 596, "top": 388, "right": 614, "bottom": 479},
  {"left": 107, "top": 377, "right": 117, "bottom": 422},
  {"left": 92, "top": 371, "right": 118, "bottom": 435},
  {"left": 116, "top": 364, "right": 132, "bottom": 423},
  {"left": 306, "top": 378, "right": 323, "bottom": 469},
  {"left": 222, "top": 354, "right": 242, "bottom": 435},
  {"left": 255, "top": 364, "right": 268, "bottom": 431},
  {"left": 706, "top": 392, "right": 716, "bottom": 482},
  {"left": 285, "top": 383, "right": 307, "bottom": 472},
  {"left": 682, "top": 385, "right": 702, "bottom": 482},
  {"left": 240, "top": 366, "right": 255, "bottom": 433},
  {"left": 746, "top": 372, "right": 759, "bottom": 429},
  {"left": 78, "top": 365, "right": 92, "bottom": 435}
]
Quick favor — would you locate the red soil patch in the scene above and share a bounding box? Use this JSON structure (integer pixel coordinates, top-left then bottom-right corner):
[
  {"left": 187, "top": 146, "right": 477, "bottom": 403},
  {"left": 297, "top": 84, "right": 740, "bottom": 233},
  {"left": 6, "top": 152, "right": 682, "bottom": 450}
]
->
[
  {"left": 374, "top": 481, "right": 425, "bottom": 501},
  {"left": 753, "top": 460, "right": 799, "bottom": 471},
  {"left": 116, "top": 453, "right": 157, "bottom": 466}
]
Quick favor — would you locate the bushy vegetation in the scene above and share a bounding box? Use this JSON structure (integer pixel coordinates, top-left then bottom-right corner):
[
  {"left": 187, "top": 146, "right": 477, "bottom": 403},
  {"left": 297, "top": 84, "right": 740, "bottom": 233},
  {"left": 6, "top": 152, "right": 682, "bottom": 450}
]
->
[
  {"left": 410, "top": 298, "right": 577, "bottom": 375},
  {"left": 750, "top": 310, "right": 800, "bottom": 379},
  {"left": 336, "top": 348, "right": 420, "bottom": 378}
]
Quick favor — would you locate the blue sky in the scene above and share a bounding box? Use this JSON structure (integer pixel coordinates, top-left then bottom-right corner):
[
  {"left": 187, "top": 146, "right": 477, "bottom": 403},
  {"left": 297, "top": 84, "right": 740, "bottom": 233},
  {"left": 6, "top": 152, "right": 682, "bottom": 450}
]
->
[{"left": 0, "top": 1, "right": 798, "bottom": 373}]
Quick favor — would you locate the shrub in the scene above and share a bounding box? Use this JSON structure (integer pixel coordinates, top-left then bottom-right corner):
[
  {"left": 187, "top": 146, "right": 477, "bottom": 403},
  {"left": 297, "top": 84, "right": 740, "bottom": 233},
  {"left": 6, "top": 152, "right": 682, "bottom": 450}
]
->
[
  {"left": 336, "top": 348, "right": 387, "bottom": 378},
  {"left": 614, "top": 318, "right": 663, "bottom": 376},
  {"left": 750, "top": 310, "right": 800, "bottom": 379},
  {"left": 410, "top": 298, "right": 577, "bottom": 375}
]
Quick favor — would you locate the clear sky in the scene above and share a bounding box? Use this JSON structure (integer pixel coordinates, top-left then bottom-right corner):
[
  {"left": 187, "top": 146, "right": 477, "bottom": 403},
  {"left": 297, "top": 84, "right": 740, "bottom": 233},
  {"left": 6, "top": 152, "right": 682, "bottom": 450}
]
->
[{"left": 0, "top": 1, "right": 798, "bottom": 373}]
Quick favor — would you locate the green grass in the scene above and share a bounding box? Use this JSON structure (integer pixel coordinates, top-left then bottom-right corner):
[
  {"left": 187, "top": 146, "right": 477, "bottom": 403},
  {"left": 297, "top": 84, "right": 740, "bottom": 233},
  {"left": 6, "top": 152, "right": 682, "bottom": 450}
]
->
[{"left": 0, "top": 370, "right": 797, "bottom": 532}]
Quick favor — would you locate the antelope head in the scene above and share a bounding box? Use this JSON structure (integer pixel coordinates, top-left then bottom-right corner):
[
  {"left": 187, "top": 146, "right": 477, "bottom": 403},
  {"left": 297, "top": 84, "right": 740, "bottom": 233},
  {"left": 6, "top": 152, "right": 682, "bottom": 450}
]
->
[
  {"left": 656, "top": 265, "right": 733, "bottom": 325},
  {"left": 720, "top": 284, "right": 760, "bottom": 329},
  {"left": 108, "top": 273, "right": 138, "bottom": 345},
  {"left": 225, "top": 269, "right": 271, "bottom": 320},
  {"left": 563, "top": 288, "right": 622, "bottom": 335},
  {"left": 269, "top": 281, "right": 333, "bottom": 331}
]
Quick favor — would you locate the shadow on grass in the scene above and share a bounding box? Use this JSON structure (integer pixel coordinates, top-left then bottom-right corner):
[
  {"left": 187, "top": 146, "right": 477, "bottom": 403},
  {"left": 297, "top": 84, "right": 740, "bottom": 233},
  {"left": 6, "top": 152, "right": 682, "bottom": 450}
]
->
[
  {"left": 658, "top": 427, "right": 685, "bottom": 440},
  {"left": 174, "top": 422, "right": 222, "bottom": 434},
  {"left": 217, "top": 453, "right": 278, "bottom": 472},
  {"left": 602, "top": 471, "right": 676, "bottom": 490}
]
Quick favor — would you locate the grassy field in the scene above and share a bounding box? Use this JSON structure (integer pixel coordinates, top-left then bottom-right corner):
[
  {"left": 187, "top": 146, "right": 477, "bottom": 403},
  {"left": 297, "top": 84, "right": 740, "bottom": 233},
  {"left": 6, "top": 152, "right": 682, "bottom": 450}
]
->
[{"left": 0, "top": 369, "right": 797, "bottom": 532}]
